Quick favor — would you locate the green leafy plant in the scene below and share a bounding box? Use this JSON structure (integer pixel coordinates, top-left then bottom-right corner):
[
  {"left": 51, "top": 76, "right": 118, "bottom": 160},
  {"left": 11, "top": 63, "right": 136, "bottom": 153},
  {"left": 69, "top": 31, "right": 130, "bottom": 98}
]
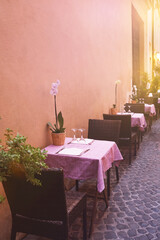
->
[
  {"left": 47, "top": 80, "right": 65, "bottom": 133},
  {"left": 0, "top": 195, "right": 5, "bottom": 203},
  {"left": 48, "top": 111, "right": 65, "bottom": 133},
  {"left": 0, "top": 128, "right": 48, "bottom": 186},
  {"left": 137, "top": 72, "right": 151, "bottom": 98},
  {"left": 131, "top": 85, "right": 138, "bottom": 101},
  {"left": 150, "top": 76, "right": 160, "bottom": 94}
]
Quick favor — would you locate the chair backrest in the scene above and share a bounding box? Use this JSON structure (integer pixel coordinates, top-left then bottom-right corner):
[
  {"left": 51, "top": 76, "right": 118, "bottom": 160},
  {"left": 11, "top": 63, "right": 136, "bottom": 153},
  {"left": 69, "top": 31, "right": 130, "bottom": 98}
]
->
[
  {"left": 3, "top": 168, "right": 68, "bottom": 238},
  {"left": 88, "top": 119, "right": 121, "bottom": 144},
  {"left": 103, "top": 114, "right": 131, "bottom": 139},
  {"left": 144, "top": 97, "right": 154, "bottom": 104},
  {"left": 124, "top": 103, "right": 144, "bottom": 113},
  {"left": 153, "top": 97, "right": 158, "bottom": 105}
]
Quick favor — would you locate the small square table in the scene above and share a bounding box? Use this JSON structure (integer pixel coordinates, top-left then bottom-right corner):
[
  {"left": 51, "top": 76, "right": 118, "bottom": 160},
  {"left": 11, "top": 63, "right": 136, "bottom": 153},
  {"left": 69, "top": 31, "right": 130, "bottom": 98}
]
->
[
  {"left": 45, "top": 137, "right": 123, "bottom": 193},
  {"left": 45, "top": 137, "right": 123, "bottom": 236},
  {"left": 145, "top": 104, "right": 156, "bottom": 116},
  {"left": 131, "top": 113, "right": 147, "bottom": 131}
]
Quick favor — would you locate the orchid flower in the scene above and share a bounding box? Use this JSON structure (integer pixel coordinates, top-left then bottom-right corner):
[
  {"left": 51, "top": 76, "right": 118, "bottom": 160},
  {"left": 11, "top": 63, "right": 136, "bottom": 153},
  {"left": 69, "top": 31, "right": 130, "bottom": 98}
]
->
[
  {"left": 47, "top": 80, "right": 65, "bottom": 133},
  {"left": 115, "top": 80, "right": 121, "bottom": 107}
]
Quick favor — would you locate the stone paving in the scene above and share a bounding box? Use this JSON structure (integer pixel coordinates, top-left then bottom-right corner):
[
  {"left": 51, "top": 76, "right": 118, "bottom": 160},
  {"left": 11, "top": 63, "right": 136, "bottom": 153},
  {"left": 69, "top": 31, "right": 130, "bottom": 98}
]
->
[{"left": 24, "top": 119, "right": 160, "bottom": 240}]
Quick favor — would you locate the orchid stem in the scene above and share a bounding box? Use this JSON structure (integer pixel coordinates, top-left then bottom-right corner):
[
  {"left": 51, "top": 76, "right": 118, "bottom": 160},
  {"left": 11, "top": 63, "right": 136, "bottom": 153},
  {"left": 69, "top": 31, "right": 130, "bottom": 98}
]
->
[
  {"left": 54, "top": 95, "right": 58, "bottom": 128},
  {"left": 115, "top": 84, "right": 117, "bottom": 107}
]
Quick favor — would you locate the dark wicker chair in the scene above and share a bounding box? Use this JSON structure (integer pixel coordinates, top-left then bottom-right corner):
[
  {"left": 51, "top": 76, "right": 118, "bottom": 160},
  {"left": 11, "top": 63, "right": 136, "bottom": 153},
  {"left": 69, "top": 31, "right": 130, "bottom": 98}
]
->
[
  {"left": 144, "top": 97, "right": 154, "bottom": 104},
  {"left": 88, "top": 119, "right": 121, "bottom": 198},
  {"left": 153, "top": 97, "right": 159, "bottom": 119},
  {"left": 103, "top": 114, "right": 137, "bottom": 165},
  {"left": 124, "top": 103, "right": 145, "bottom": 113},
  {"left": 3, "top": 168, "right": 87, "bottom": 240}
]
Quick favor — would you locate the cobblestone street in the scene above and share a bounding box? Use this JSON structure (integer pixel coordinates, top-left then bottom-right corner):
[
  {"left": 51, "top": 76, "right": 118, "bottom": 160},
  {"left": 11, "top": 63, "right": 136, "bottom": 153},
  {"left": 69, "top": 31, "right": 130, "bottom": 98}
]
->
[{"left": 25, "top": 118, "right": 160, "bottom": 240}]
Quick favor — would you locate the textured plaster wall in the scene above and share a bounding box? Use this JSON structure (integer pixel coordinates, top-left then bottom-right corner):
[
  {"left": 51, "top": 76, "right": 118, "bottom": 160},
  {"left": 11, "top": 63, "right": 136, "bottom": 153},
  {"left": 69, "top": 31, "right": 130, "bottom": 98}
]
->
[
  {"left": 0, "top": 0, "right": 132, "bottom": 146},
  {"left": 0, "top": 1, "right": 146, "bottom": 239}
]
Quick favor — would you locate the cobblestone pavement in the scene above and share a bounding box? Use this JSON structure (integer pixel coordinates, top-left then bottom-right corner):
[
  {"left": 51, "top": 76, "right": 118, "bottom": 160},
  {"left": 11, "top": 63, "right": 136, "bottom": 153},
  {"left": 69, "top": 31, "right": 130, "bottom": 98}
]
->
[{"left": 24, "top": 119, "right": 160, "bottom": 240}]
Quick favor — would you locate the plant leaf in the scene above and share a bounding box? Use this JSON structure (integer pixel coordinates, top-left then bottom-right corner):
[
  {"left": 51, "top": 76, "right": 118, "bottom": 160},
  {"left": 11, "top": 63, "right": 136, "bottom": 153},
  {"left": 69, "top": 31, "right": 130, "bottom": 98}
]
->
[
  {"left": 47, "top": 122, "right": 55, "bottom": 130},
  {"left": 58, "top": 111, "right": 64, "bottom": 129}
]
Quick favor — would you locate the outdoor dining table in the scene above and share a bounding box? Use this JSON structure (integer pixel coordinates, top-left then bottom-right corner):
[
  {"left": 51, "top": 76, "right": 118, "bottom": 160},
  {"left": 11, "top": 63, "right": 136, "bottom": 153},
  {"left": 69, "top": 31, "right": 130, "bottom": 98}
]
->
[
  {"left": 44, "top": 137, "right": 123, "bottom": 236},
  {"left": 131, "top": 113, "right": 147, "bottom": 131},
  {"left": 144, "top": 104, "right": 156, "bottom": 116},
  {"left": 118, "top": 112, "right": 147, "bottom": 131}
]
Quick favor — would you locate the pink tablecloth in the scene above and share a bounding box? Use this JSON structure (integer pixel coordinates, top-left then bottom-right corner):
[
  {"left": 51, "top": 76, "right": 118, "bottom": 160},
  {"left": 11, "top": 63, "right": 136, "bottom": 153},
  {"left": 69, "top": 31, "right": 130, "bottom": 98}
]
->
[
  {"left": 145, "top": 104, "right": 156, "bottom": 116},
  {"left": 44, "top": 137, "right": 123, "bottom": 193},
  {"left": 131, "top": 113, "right": 147, "bottom": 131}
]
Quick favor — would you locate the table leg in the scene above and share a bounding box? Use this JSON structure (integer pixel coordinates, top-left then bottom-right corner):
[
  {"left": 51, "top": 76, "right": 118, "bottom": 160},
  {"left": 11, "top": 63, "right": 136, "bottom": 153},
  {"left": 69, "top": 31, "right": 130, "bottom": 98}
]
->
[
  {"left": 76, "top": 180, "right": 79, "bottom": 191},
  {"left": 103, "top": 188, "right": 108, "bottom": 208},
  {"left": 107, "top": 169, "right": 110, "bottom": 198}
]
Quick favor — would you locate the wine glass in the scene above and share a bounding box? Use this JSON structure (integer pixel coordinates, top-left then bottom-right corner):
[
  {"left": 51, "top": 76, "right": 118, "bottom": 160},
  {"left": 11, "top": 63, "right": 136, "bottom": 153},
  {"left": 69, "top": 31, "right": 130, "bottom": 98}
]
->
[
  {"left": 71, "top": 128, "right": 77, "bottom": 141},
  {"left": 123, "top": 105, "right": 126, "bottom": 113},
  {"left": 78, "top": 128, "right": 85, "bottom": 142},
  {"left": 128, "top": 105, "right": 131, "bottom": 113}
]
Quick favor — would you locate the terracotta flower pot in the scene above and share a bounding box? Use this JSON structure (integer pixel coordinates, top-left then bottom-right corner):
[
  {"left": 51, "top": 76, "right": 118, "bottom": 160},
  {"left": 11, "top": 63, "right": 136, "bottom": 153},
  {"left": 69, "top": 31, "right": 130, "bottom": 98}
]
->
[
  {"left": 110, "top": 107, "right": 118, "bottom": 115},
  {"left": 52, "top": 132, "right": 66, "bottom": 146}
]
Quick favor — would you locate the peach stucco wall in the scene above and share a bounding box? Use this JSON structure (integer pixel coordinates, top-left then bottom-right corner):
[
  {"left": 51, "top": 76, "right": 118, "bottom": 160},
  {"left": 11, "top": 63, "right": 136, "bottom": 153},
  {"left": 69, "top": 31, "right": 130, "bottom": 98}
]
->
[
  {"left": 0, "top": 0, "right": 133, "bottom": 146},
  {"left": 0, "top": 1, "right": 147, "bottom": 239}
]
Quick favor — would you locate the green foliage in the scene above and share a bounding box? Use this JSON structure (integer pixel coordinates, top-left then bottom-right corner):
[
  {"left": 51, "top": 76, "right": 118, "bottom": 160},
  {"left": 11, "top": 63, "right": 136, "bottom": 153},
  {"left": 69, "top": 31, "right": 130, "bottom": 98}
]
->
[
  {"left": 0, "top": 128, "right": 48, "bottom": 186},
  {"left": 149, "top": 64, "right": 160, "bottom": 94},
  {"left": 137, "top": 72, "right": 151, "bottom": 98},
  {"left": 0, "top": 195, "right": 5, "bottom": 203},
  {"left": 47, "top": 111, "right": 65, "bottom": 133},
  {"left": 150, "top": 75, "right": 160, "bottom": 94}
]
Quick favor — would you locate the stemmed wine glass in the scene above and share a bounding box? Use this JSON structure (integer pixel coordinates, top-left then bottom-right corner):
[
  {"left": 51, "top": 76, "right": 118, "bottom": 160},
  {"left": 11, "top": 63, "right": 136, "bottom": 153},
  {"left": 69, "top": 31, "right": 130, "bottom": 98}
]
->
[
  {"left": 78, "top": 128, "right": 85, "bottom": 142},
  {"left": 71, "top": 128, "right": 77, "bottom": 141},
  {"left": 123, "top": 105, "right": 126, "bottom": 113},
  {"left": 128, "top": 105, "right": 131, "bottom": 113}
]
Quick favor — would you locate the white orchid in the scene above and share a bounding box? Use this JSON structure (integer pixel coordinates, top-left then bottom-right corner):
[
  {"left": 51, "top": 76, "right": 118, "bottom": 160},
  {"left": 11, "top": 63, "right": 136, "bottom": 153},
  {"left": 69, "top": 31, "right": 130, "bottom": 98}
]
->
[
  {"left": 50, "top": 80, "right": 60, "bottom": 96},
  {"left": 115, "top": 80, "right": 121, "bottom": 107},
  {"left": 115, "top": 80, "right": 121, "bottom": 85},
  {"left": 48, "top": 80, "right": 65, "bottom": 133}
]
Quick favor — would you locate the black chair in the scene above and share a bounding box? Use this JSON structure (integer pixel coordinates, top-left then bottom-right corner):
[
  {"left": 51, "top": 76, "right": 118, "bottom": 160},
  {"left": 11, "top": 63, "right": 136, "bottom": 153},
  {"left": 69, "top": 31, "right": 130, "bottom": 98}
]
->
[
  {"left": 3, "top": 168, "right": 87, "bottom": 240},
  {"left": 77, "top": 119, "right": 121, "bottom": 237},
  {"left": 124, "top": 103, "right": 145, "bottom": 113},
  {"left": 144, "top": 97, "right": 154, "bottom": 104},
  {"left": 153, "top": 97, "right": 159, "bottom": 119},
  {"left": 103, "top": 114, "right": 137, "bottom": 165},
  {"left": 88, "top": 119, "right": 121, "bottom": 197}
]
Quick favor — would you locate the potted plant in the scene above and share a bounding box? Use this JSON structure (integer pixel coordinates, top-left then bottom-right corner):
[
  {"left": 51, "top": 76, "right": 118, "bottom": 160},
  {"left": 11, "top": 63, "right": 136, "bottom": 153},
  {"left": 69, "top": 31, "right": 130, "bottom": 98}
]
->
[
  {"left": 131, "top": 85, "right": 138, "bottom": 103},
  {"left": 47, "top": 80, "right": 66, "bottom": 145},
  {"left": 136, "top": 72, "right": 151, "bottom": 100},
  {"left": 110, "top": 104, "right": 118, "bottom": 115},
  {"left": 0, "top": 128, "right": 48, "bottom": 198},
  {"left": 110, "top": 80, "right": 121, "bottom": 114}
]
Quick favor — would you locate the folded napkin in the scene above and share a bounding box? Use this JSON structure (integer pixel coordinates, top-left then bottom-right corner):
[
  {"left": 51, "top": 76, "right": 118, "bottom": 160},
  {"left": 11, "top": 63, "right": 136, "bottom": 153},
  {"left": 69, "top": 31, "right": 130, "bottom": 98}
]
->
[
  {"left": 117, "top": 112, "right": 134, "bottom": 116},
  {"left": 56, "top": 147, "right": 89, "bottom": 156}
]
